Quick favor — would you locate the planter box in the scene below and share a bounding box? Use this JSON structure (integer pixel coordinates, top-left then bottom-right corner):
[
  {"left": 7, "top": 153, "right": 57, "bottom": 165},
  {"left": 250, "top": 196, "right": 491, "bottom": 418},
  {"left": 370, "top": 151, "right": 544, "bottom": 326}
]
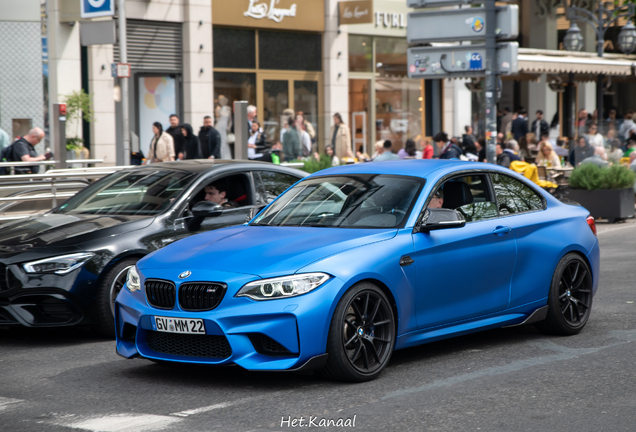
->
[{"left": 568, "top": 188, "right": 635, "bottom": 223}]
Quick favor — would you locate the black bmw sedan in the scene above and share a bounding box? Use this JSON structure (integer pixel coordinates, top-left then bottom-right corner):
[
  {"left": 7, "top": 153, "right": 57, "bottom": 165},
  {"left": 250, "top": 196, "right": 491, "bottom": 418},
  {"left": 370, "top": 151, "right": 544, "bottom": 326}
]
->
[{"left": 0, "top": 160, "right": 306, "bottom": 336}]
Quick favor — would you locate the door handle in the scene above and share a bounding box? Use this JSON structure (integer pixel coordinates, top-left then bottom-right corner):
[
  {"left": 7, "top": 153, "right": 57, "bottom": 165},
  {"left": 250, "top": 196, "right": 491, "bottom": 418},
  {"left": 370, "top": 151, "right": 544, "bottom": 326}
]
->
[{"left": 493, "top": 226, "right": 512, "bottom": 236}]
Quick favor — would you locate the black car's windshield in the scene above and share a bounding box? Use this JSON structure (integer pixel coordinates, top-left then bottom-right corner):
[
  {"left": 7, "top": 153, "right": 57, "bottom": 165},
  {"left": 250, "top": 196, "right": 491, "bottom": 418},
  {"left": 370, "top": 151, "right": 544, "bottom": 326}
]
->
[
  {"left": 57, "top": 169, "right": 196, "bottom": 216},
  {"left": 252, "top": 175, "right": 424, "bottom": 228}
]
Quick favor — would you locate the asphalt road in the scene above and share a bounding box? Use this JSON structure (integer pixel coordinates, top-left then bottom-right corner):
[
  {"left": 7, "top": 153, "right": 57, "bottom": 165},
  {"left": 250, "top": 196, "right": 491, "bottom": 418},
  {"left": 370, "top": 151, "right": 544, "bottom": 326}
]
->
[{"left": 1, "top": 220, "right": 635, "bottom": 432}]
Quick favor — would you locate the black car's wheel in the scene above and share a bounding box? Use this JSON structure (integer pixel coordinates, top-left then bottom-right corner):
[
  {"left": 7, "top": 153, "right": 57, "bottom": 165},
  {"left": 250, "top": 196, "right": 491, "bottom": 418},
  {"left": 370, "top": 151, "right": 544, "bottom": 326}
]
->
[
  {"left": 323, "top": 282, "right": 395, "bottom": 382},
  {"left": 537, "top": 253, "right": 593, "bottom": 336},
  {"left": 95, "top": 258, "right": 138, "bottom": 337}
]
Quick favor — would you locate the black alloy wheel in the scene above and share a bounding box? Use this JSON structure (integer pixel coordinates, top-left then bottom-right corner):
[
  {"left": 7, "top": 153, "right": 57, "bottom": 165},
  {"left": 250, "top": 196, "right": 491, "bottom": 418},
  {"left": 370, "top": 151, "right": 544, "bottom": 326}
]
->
[
  {"left": 324, "top": 283, "right": 395, "bottom": 382},
  {"left": 537, "top": 253, "right": 593, "bottom": 336}
]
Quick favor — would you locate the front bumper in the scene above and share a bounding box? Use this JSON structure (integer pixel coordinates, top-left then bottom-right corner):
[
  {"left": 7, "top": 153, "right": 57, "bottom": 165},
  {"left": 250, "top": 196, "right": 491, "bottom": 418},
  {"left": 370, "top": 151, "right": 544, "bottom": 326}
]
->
[
  {"left": 0, "top": 263, "right": 97, "bottom": 327},
  {"left": 115, "top": 269, "right": 342, "bottom": 371}
]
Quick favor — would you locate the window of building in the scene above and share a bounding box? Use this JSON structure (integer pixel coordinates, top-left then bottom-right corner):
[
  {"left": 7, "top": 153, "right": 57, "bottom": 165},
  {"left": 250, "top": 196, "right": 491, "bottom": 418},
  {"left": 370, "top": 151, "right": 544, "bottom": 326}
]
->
[
  {"left": 348, "top": 35, "right": 373, "bottom": 73},
  {"left": 213, "top": 28, "right": 255, "bottom": 69},
  {"left": 258, "top": 31, "right": 322, "bottom": 71}
]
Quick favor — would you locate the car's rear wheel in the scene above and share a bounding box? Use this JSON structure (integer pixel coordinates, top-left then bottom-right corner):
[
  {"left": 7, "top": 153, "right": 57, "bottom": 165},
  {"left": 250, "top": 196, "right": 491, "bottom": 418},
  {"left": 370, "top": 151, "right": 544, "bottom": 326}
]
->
[
  {"left": 323, "top": 282, "right": 395, "bottom": 382},
  {"left": 537, "top": 253, "right": 593, "bottom": 335},
  {"left": 95, "top": 258, "right": 137, "bottom": 337}
]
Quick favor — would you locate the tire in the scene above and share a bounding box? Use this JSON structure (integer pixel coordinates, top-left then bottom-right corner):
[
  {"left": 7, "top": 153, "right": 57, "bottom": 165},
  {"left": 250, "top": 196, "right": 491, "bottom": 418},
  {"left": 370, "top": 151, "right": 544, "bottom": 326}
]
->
[
  {"left": 94, "top": 258, "right": 138, "bottom": 338},
  {"left": 536, "top": 253, "right": 593, "bottom": 336},
  {"left": 323, "top": 282, "right": 396, "bottom": 382}
]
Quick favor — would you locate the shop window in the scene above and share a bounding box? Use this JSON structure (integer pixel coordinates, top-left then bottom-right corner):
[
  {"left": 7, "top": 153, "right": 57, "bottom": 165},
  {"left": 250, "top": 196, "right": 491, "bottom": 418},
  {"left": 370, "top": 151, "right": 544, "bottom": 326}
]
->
[
  {"left": 375, "top": 37, "right": 408, "bottom": 78},
  {"left": 258, "top": 31, "right": 321, "bottom": 71},
  {"left": 348, "top": 35, "right": 373, "bottom": 73},
  {"left": 294, "top": 81, "right": 319, "bottom": 146},
  {"left": 213, "top": 71, "right": 256, "bottom": 117},
  {"left": 376, "top": 79, "right": 422, "bottom": 150},
  {"left": 213, "top": 28, "right": 255, "bottom": 69}
]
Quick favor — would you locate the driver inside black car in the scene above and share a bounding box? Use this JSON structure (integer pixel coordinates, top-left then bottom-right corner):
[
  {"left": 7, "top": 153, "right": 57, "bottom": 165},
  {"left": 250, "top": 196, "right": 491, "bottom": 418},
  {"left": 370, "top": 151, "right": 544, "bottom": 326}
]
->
[{"left": 204, "top": 179, "right": 239, "bottom": 208}]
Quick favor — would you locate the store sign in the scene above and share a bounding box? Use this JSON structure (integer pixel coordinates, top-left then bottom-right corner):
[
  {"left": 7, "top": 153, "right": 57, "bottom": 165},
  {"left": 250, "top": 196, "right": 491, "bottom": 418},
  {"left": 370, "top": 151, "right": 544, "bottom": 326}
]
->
[
  {"left": 375, "top": 11, "right": 406, "bottom": 28},
  {"left": 339, "top": 1, "right": 374, "bottom": 25},
  {"left": 212, "top": 0, "right": 325, "bottom": 32},
  {"left": 80, "top": 0, "right": 114, "bottom": 19}
]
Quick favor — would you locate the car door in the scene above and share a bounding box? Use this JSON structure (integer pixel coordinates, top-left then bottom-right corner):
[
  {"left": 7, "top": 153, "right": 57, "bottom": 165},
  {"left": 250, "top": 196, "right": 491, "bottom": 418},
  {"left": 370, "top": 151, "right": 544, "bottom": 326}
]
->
[
  {"left": 412, "top": 173, "right": 517, "bottom": 329},
  {"left": 166, "top": 172, "right": 257, "bottom": 245},
  {"left": 489, "top": 172, "right": 554, "bottom": 309}
]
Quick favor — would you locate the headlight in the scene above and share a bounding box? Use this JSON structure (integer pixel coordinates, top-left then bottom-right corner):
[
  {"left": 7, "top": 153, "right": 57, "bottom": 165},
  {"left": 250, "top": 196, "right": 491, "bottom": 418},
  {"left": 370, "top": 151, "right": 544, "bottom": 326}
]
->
[
  {"left": 126, "top": 266, "right": 141, "bottom": 292},
  {"left": 236, "top": 273, "right": 330, "bottom": 301},
  {"left": 23, "top": 252, "right": 95, "bottom": 275}
]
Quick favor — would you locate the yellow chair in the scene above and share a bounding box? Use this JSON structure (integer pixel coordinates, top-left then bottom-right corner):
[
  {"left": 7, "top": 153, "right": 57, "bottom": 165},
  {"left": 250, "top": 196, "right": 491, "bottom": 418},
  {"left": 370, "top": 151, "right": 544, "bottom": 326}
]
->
[{"left": 509, "top": 161, "right": 558, "bottom": 188}]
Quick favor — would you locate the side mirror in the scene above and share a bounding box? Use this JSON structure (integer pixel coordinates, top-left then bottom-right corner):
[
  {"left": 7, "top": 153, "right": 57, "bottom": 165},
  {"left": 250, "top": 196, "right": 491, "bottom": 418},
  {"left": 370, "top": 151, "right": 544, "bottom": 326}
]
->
[
  {"left": 245, "top": 205, "right": 266, "bottom": 223},
  {"left": 417, "top": 208, "right": 466, "bottom": 233},
  {"left": 191, "top": 201, "right": 224, "bottom": 218}
]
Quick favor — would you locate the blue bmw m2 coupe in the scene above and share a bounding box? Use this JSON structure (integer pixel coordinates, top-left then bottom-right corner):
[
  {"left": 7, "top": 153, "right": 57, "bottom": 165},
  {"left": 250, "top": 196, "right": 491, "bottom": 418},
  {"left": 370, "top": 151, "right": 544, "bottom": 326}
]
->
[{"left": 115, "top": 160, "right": 600, "bottom": 382}]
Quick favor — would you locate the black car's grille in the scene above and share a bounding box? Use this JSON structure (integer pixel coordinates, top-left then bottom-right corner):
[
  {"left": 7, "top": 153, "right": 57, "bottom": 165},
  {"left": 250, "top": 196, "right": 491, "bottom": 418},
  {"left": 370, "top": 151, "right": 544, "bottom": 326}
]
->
[
  {"left": 145, "top": 280, "right": 176, "bottom": 309},
  {"left": 178, "top": 282, "right": 226, "bottom": 311},
  {"left": 146, "top": 331, "right": 232, "bottom": 358}
]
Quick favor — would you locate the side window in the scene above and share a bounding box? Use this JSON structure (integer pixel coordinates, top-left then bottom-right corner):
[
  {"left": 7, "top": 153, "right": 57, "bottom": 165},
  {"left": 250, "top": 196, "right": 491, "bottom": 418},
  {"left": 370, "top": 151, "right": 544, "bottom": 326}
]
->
[
  {"left": 491, "top": 173, "right": 543, "bottom": 215},
  {"left": 254, "top": 171, "right": 300, "bottom": 205},
  {"left": 432, "top": 174, "right": 498, "bottom": 222}
]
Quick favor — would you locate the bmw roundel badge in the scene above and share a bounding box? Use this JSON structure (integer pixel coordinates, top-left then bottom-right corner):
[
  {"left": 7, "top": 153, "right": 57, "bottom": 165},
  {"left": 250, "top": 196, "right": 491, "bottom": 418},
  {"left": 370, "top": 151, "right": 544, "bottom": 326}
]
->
[{"left": 179, "top": 271, "right": 192, "bottom": 279}]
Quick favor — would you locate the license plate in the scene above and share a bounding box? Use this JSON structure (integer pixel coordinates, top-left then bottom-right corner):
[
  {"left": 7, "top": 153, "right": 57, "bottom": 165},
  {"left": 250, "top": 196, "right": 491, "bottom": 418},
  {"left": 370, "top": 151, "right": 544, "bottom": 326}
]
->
[{"left": 151, "top": 316, "right": 205, "bottom": 335}]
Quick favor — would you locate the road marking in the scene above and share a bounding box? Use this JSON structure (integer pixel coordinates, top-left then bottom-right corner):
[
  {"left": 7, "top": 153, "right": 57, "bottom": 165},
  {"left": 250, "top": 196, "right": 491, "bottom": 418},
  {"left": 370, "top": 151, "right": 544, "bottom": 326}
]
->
[
  {"left": 53, "top": 414, "right": 181, "bottom": 432},
  {"left": 382, "top": 335, "right": 631, "bottom": 400},
  {"left": 169, "top": 392, "right": 286, "bottom": 418},
  {"left": 0, "top": 397, "right": 23, "bottom": 411}
]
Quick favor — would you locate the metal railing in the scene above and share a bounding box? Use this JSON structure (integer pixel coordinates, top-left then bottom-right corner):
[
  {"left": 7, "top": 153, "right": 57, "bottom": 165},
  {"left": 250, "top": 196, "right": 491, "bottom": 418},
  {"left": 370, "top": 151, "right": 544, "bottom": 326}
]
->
[{"left": 0, "top": 159, "right": 104, "bottom": 175}]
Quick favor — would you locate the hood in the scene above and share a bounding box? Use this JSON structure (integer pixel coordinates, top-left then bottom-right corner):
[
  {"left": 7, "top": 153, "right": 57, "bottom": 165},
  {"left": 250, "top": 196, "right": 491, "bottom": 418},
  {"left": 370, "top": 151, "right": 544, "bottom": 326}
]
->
[
  {"left": 182, "top": 123, "right": 195, "bottom": 137},
  {"left": 0, "top": 213, "right": 153, "bottom": 254},
  {"left": 139, "top": 225, "right": 398, "bottom": 279}
]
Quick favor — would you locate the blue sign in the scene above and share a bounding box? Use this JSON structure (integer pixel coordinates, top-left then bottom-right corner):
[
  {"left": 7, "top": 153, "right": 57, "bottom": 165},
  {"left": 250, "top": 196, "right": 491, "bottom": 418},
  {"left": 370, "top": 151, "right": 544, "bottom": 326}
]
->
[
  {"left": 469, "top": 53, "right": 483, "bottom": 70},
  {"left": 81, "top": 0, "right": 115, "bottom": 19}
]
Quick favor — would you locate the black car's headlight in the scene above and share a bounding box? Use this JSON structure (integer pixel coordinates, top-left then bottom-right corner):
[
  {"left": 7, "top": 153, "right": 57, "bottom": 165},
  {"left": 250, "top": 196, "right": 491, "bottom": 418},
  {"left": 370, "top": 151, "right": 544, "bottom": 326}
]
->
[
  {"left": 23, "top": 252, "right": 95, "bottom": 275},
  {"left": 236, "top": 273, "right": 330, "bottom": 301},
  {"left": 126, "top": 266, "right": 141, "bottom": 292}
]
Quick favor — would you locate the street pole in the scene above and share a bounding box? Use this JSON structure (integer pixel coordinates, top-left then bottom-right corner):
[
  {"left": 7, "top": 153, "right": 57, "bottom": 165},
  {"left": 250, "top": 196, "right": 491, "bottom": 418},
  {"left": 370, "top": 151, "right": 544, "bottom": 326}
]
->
[
  {"left": 485, "top": 0, "right": 497, "bottom": 164},
  {"left": 596, "top": 2, "right": 605, "bottom": 136},
  {"left": 118, "top": 0, "right": 130, "bottom": 165}
]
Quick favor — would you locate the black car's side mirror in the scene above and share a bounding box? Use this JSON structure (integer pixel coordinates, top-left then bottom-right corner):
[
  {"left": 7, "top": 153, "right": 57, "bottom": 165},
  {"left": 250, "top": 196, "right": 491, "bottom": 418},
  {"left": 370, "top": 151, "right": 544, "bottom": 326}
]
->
[
  {"left": 192, "top": 201, "right": 224, "bottom": 218},
  {"left": 416, "top": 208, "right": 466, "bottom": 233}
]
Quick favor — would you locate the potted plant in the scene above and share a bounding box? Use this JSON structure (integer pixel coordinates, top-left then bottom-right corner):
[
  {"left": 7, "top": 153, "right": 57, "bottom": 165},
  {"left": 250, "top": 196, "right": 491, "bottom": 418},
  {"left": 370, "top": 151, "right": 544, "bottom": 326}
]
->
[
  {"left": 568, "top": 164, "right": 636, "bottom": 223},
  {"left": 63, "top": 89, "right": 94, "bottom": 161}
]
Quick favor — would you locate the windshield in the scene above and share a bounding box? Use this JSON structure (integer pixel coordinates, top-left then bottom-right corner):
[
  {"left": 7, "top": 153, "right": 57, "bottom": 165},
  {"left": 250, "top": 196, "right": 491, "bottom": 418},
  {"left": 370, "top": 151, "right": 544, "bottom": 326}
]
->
[
  {"left": 252, "top": 175, "right": 424, "bottom": 228},
  {"left": 57, "top": 169, "right": 196, "bottom": 216}
]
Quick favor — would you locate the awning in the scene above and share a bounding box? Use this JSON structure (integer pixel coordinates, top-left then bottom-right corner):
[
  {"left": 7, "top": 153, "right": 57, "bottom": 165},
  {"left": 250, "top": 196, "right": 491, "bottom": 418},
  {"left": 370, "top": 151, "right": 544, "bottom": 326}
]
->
[{"left": 517, "top": 48, "right": 635, "bottom": 76}]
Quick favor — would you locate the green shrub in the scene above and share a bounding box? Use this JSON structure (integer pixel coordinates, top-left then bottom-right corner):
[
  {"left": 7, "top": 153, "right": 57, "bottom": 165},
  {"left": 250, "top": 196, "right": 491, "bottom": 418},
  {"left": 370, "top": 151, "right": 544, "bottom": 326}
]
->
[
  {"left": 569, "top": 163, "right": 636, "bottom": 190},
  {"left": 292, "top": 154, "right": 336, "bottom": 174}
]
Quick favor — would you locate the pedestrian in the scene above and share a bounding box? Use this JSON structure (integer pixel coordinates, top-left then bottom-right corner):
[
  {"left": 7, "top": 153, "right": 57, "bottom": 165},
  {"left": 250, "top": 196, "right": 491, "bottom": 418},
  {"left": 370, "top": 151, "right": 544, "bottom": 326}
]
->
[
  {"left": 319, "top": 145, "right": 340, "bottom": 166},
  {"left": 398, "top": 139, "right": 417, "bottom": 159},
  {"left": 371, "top": 140, "right": 384, "bottom": 160},
  {"left": 580, "top": 147, "right": 609, "bottom": 168},
  {"left": 147, "top": 122, "right": 175, "bottom": 163},
  {"left": 511, "top": 108, "right": 528, "bottom": 141},
  {"left": 531, "top": 110, "right": 549, "bottom": 140},
  {"left": 5, "top": 127, "right": 51, "bottom": 174},
  {"left": 295, "top": 113, "right": 312, "bottom": 157},
  {"left": 476, "top": 138, "right": 487, "bottom": 162},
  {"left": 434, "top": 132, "right": 462, "bottom": 160},
  {"left": 536, "top": 142, "right": 561, "bottom": 167},
  {"left": 500, "top": 107, "right": 513, "bottom": 139},
  {"left": 619, "top": 112, "right": 635, "bottom": 141},
  {"left": 198, "top": 116, "right": 220, "bottom": 159},
  {"left": 496, "top": 142, "right": 511, "bottom": 168},
  {"left": 607, "top": 139, "right": 623, "bottom": 164},
  {"left": 586, "top": 124, "right": 605, "bottom": 148},
  {"left": 0, "top": 126, "right": 9, "bottom": 152},
  {"left": 374, "top": 140, "right": 400, "bottom": 161},
  {"left": 282, "top": 117, "right": 301, "bottom": 160},
  {"left": 570, "top": 136, "right": 595, "bottom": 167},
  {"left": 421, "top": 139, "right": 434, "bottom": 159},
  {"left": 180, "top": 124, "right": 201, "bottom": 160},
  {"left": 247, "top": 105, "right": 258, "bottom": 137},
  {"left": 247, "top": 120, "right": 265, "bottom": 160},
  {"left": 518, "top": 136, "right": 531, "bottom": 161},
  {"left": 166, "top": 114, "right": 185, "bottom": 160},
  {"left": 329, "top": 113, "right": 352, "bottom": 160},
  {"left": 280, "top": 108, "right": 295, "bottom": 142},
  {"left": 296, "top": 111, "right": 316, "bottom": 143},
  {"left": 461, "top": 126, "right": 476, "bottom": 155},
  {"left": 504, "top": 140, "right": 522, "bottom": 162}
]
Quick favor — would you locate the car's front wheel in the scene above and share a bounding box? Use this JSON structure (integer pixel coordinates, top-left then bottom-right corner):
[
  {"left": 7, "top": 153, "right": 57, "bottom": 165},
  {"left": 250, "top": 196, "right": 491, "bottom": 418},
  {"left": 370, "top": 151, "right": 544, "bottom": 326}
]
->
[
  {"left": 323, "top": 282, "right": 396, "bottom": 382},
  {"left": 537, "top": 253, "right": 593, "bottom": 335},
  {"left": 95, "top": 258, "right": 138, "bottom": 337}
]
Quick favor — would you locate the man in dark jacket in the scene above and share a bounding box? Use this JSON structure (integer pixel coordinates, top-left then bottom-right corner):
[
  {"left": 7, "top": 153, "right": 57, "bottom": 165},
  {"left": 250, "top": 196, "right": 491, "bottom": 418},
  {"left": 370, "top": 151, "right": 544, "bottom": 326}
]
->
[
  {"left": 198, "top": 116, "right": 221, "bottom": 159},
  {"left": 531, "top": 110, "right": 549, "bottom": 140},
  {"left": 9, "top": 127, "right": 51, "bottom": 174},
  {"left": 496, "top": 142, "right": 511, "bottom": 168},
  {"left": 511, "top": 109, "right": 528, "bottom": 141},
  {"left": 569, "top": 136, "right": 595, "bottom": 167},
  {"left": 435, "top": 132, "right": 462, "bottom": 160},
  {"left": 461, "top": 126, "right": 477, "bottom": 155},
  {"left": 166, "top": 114, "right": 185, "bottom": 160}
]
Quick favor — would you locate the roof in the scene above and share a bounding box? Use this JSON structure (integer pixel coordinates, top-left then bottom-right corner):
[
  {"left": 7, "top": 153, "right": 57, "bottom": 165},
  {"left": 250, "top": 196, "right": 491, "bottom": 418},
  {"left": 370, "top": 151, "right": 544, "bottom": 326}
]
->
[
  {"left": 311, "top": 160, "right": 494, "bottom": 179},
  {"left": 126, "top": 159, "right": 304, "bottom": 175}
]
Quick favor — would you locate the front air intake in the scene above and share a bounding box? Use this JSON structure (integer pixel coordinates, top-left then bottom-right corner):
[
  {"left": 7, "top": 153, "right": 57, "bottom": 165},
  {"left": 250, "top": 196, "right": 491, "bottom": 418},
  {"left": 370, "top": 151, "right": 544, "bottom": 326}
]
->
[{"left": 145, "top": 279, "right": 176, "bottom": 309}]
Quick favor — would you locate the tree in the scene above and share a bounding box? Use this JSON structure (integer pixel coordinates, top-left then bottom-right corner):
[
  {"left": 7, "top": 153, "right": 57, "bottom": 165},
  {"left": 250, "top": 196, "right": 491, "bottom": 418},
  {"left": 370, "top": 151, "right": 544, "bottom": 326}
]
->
[{"left": 63, "top": 89, "right": 95, "bottom": 150}]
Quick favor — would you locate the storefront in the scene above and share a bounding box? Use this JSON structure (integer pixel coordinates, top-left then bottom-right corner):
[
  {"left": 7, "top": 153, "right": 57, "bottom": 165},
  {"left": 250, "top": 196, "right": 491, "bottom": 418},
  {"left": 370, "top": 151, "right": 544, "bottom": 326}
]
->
[
  {"left": 346, "top": 0, "right": 443, "bottom": 154},
  {"left": 212, "top": 0, "right": 325, "bottom": 148}
]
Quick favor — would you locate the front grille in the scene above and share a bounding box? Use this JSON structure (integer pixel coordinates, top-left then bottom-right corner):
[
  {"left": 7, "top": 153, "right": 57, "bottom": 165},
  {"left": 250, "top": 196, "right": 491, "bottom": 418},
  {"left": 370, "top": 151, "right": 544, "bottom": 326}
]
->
[
  {"left": 145, "top": 279, "right": 176, "bottom": 310},
  {"left": 178, "top": 282, "right": 226, "bottom": 311},
  {"left": 146, "top": 331, "right": 232, "bottom": 359}
]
